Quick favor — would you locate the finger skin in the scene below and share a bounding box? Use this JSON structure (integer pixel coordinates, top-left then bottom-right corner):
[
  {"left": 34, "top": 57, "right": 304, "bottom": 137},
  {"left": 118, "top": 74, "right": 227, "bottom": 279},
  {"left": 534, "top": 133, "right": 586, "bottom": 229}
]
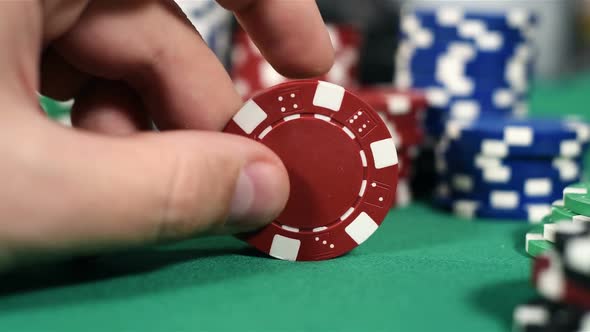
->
[
  {"left": 0, "top": 1, "right": 290, "bottom": 272},
  {"left": 0, "top": 115, "right": 289, "bottom": 271},
  {"left": 71, "top": 79, "right": 152, "bottom": 134},
  {"left": 53, "top": 0, "right": 243, "bottom": 131},
  {"left": 218, "top": 0, "right": 334, "bottom": 78},
  {"left": 40, "top": 47, "right": 90, "bottom": 101}
]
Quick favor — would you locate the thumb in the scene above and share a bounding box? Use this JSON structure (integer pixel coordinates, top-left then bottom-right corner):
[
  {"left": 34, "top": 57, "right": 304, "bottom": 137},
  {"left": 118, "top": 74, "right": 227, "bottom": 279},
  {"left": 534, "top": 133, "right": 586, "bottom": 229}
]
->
[{"left": 0, "top": 120, "right": 289, "bottom": 268}]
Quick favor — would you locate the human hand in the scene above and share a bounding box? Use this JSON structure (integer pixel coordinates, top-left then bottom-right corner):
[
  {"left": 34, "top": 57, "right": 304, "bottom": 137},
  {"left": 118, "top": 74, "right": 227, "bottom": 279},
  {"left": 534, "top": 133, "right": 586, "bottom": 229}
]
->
[{"left": 0, "top": 0, "right": 333, "bottom": 271}]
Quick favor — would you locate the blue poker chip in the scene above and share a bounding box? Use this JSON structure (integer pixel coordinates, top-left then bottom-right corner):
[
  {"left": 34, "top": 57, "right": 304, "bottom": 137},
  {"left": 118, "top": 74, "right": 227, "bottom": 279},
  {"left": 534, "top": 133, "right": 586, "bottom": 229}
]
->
[
  {"left": 442, "top": 117, "right": 590, "bottom": 158},
  {"left": 435, "top": 160, "right": 579, "bottom": 206},
  {"left": 433, "top": 181, "right": 553, "bottom": 222},
  {"left": 473, "top": 203, "right": 553, "bottom": 223},
  {"left": 406, "top": 74, "right": 527, "bottom": 99},
  {"left": 402, "top": 7, "right": 537, "bottom": 43},
  {"left": 447, "top": 198, "right": 551, "bottom": 222},
  {"left": 437, "top": 141, "right": 585, "bottom": 182},
  {"left": 437, "top": 167, "right": 580, "bottom": 195},
  {"left": 446, "top": 187, "right": 564, "bottom": 209},
  {"left": 438, "top": 176, "right": 572, "bottom": 205},
  {"left": 398, "top": 40, "right": 536, "bottom": 78},
  {"left": 424, "top": 109, "right": 447, "bottom": 138}
]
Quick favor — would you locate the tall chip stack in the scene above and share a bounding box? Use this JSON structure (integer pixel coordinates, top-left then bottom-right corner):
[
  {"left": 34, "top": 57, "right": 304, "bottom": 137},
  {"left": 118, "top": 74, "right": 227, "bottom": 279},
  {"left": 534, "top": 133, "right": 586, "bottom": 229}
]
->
[
  {"left": 394, "top": 7, "right": 538, "bottom": 200},
  {"left": 434, "top": 118, "right": 590, "bottom": 222},
  {"left": 231, "top": 24, "right": 362, "bottom": 98},
  {"left": 513, "top": 221, "right": 590, "bottom": 331},
  {"left": 395, "top": 7, "right": 537, "bottom": 132}
]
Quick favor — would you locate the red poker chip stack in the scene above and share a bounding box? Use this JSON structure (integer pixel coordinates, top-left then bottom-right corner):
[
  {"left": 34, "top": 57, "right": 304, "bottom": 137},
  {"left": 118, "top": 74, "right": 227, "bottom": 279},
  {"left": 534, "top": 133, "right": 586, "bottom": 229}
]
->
[
  {"left": 231, "top": 24, "right": 361, "bottom": 99},
  {"left": 351, "top": 87, "right": 427, "bottom": 207}
]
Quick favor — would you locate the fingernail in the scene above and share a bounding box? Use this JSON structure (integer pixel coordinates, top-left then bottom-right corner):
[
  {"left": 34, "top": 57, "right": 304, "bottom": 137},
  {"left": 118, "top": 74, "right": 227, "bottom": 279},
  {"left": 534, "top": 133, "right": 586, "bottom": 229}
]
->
[{"left": 228, "top": 162, "right": 288, "bottom": 227}]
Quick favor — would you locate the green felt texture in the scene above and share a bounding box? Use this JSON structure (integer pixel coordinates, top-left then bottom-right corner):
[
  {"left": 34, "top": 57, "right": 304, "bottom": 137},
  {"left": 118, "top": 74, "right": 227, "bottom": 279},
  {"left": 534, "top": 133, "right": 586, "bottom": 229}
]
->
[
  {"left": 4, "top": 72, "right": 589, "bottom": 331},
  {"left": 0, "top": 204, "right": 534, "bottom": 332}
]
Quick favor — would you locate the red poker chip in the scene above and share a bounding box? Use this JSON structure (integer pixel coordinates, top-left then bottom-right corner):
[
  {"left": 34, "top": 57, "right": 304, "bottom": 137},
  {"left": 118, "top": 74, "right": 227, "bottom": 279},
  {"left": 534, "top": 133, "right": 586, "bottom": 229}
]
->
[
  {"left": 397, "top": 148, "right": 414, "bottom": 179},
  {"left": 224, "top": 80, "right": 399, "bottom": 261},
  {"left": 376, "top": 112, "right": 424, "bottom": 149}
]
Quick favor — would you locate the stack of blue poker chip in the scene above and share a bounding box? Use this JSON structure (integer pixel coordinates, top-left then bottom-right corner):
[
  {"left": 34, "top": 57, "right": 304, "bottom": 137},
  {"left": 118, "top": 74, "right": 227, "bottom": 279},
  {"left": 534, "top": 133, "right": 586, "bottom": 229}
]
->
[
  {"left": 433, "top": 117, "right": 590, "bottom": 222},
  {"left": 395, "top": 6, "right": 537, "bottom": 138}
]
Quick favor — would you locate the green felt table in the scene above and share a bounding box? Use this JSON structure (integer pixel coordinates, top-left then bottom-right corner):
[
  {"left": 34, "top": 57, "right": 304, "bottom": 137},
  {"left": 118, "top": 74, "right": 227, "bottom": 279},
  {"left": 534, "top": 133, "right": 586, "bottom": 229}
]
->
[{"left": 2, "top": 72, "right": 590, "bottom": 332}]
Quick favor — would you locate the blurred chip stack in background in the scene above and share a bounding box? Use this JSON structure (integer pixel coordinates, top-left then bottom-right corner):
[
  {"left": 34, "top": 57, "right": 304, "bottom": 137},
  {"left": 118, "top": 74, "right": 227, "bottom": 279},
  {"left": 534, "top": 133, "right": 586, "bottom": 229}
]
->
[
  {"left": 526, "top": 182, "right": 590, "bottom": 257},
  {"left": 395, "top": 7, "right": 537, "bottom": 135},
  {"left": 393, "top": 6, "right": 538, "bottom": 201},
  {"left": 514, "top": 221, "right": 590, "bottom": 331},
  {"left": 352, "top": 87, "right": 427, "bottom": 206},
  {"left": 434, "top": 117, "right": 589, "bottom": 222}
]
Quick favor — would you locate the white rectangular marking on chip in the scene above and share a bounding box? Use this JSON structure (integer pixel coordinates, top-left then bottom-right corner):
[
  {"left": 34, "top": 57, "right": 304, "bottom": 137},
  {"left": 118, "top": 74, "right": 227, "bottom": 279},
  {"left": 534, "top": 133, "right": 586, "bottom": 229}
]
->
[
  {"left": 436, "top": 183, "right": 450, "bottom": 198},
  {"left": 281, "top": 225, "right": 299, "bottom": 232},
  {"left": 345, "top": 212, "right": 378, "bottom": 245},
  {"left": 435, "top": 158, "right": 447, "bottom": 173},
  {"left": 553, "top": 159, "right": 579, "bottom": 181},
  {"left": 483, "top": 166, "right": 511, "bottom": 183},
  {"left": 396, "top": 180, "right": 411, "bottom": 206},
  {"left": 525, "top": 178, "right": 552, "bottom": 196},
  {"left": 574, "top": 215, "right": 590, "bottom": 223},
  {"left": 445, "top": 121, "right": 464, "bottom": 140},
  {"left": 370, "top": 138, "right": 398, "bottom": 169},
  {"left": 453, "top": 200, "right": 478, "bottom": 219},
  {"left": 358, "top": 180, "right": 367, "bottom": 197},
  {"left": 527, "top": 205, "right": 552, "bottom": 223},
  {"left": 560, "top": 140, "right": 581, "bottom": 157},
  {"left": 284, "top": 114, "right": 300, "bottom": 122},
  {"left": 232, "top": 100, "right": 267, "bottom": 134},
  {"left": 312, "top": 226, "right": 327, "bottom": 232},
  {"left": 564, "top": 187, "right": 588, "bottom": 195},
  {"left": 491, "top": 191, "right": 519, "bottom": 209},
  {"left": 543, "top": 223, "right": 557, "bottom": 242},
  {"left": 481, "top": 140, "right": 508, "bottom": 158},
  {"left": 504, "top": 126, "right": 533, "bottom": 146},
  {"left": 452, "top": 174, "right": 473, "bottom": 192},
  {"left": 343, "top": 127, "right": 355, "bottom": 139},
  {"left": 552, "top": 200, "right": 564, "bottom": 207},
  {"left": 340, "top": 207, "right": 355, "bottom": 221},
  {"left": 312, "top": 81, "right": 345, "bottom": 111},
  {"left": 258, "top": 126, "right": 272, "bottom": 140},
  {"left": 269, "top": 235, "right": 300, "bottom": 261},
  {"left": 475, "top": 155, "right": 501, "bottom": 168},
  {"left": 314, "top": 114, "right": 331, "bottom": 122},
  {"left": 386, "top": 95, "right": 410, "bottom": 115},
  {"left": 360, "top": 150, "right": 367, "bottom": 167}
]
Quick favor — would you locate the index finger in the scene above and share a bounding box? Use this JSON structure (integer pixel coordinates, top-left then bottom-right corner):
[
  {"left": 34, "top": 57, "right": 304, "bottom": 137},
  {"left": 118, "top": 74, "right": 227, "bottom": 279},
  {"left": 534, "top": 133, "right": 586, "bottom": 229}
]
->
[{"left": 218, "top": 0, "right": 334, "bottom": 78}]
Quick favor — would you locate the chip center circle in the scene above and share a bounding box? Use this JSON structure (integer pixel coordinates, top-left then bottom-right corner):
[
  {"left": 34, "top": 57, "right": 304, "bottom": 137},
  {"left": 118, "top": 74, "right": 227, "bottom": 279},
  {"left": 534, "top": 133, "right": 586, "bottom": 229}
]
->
[{"left": 262, "top": 116, "right": 364, "bottom": 231}]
